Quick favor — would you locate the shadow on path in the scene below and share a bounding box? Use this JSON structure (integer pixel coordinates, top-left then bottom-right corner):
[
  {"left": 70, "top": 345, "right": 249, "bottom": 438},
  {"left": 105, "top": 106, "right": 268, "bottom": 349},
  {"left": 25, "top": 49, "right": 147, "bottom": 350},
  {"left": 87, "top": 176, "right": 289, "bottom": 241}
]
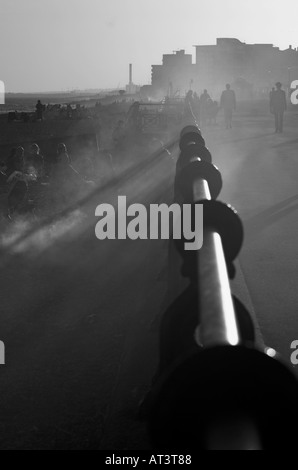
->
[{"left": 245, "top": 193, "right": 298, "bottom": 242}]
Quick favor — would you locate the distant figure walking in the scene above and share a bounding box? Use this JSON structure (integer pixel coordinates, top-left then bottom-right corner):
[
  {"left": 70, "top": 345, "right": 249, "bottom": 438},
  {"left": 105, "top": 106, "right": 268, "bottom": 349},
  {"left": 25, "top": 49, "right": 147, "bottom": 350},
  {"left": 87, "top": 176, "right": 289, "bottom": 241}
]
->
[
  {"left": 200, "top": 89, "right": 211, "bottom": 126},
  {"left": 184, "top": 90, "right": 195, "bottom": 119},
  {"left": 220, "top": 84, "right": 236, "bottom": 129},
  {"left": 200, "top": 89, "right": 211, "bottom": 105},
  {"left": 207, "top": 100, "right": 220, "bottom": 126},
  {"left": 36, "top": 100, "right": 43, "bottom": 120},
  {"left": 193, "top": 92, "right": 201, "bottom": 125},
  {"left": 270, "top": 82, "right": 287, "bottom": 133},
  {"left": 269, "top": 87, "right": 275, "bottom": 111}
]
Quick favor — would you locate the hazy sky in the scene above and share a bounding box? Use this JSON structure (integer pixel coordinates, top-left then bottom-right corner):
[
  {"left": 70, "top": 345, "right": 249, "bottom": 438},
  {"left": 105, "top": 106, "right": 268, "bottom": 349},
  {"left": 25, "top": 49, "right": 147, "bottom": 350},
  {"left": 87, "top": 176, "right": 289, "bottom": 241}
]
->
[{"left": 0, "top": 0, "right": 297, "bottom": 92}]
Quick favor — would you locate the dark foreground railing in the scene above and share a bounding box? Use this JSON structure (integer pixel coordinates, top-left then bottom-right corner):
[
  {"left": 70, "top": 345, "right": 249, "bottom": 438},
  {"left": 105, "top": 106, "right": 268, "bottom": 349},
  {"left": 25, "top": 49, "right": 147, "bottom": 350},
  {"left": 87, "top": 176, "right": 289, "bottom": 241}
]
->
[{"left": 141, "top": 125, "right": 298, "bottom": 450}]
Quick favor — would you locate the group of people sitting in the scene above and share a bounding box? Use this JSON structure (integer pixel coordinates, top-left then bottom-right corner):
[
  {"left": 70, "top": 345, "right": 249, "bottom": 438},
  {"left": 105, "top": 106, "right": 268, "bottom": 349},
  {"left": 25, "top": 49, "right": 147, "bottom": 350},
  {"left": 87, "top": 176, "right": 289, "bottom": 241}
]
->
[{"left": 0, "top": 142, "right": 98, "bottom": 220}]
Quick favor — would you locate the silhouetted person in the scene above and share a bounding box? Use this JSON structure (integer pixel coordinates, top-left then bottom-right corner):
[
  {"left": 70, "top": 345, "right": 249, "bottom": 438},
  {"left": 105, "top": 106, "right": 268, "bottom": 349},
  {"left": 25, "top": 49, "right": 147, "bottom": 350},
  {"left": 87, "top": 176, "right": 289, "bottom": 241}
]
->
[
  {"left": 220, "top": 84, "right": 236, "bottom": 129},
  {"left": 200, "top": 90, "right": 211, "bottom": 126},
  {"left": 200, "top": 89, "right": 211, "bottom": 105},
  {"left": 26, "top": 143, "right": 45, "bottom": 179},
  {"left": 75, "top": 104, "right": 82, "bottom": 119},
  {"left": 66, "top": 104, "right": 72, "bottom": 119},
  {"left": 6, "top": 146, "right": 25, "bottom": 179},
  {"left": 55, "top": 143, "right": 72, "bottom": 166},
  {"left": 36, "top": 100, "right": 43, "bottom": 120},
  {"left": 208, "top": 100, "right": 220, "bottom": 126},
  {"left": 270, "top": 82, "right": 287, "bottom": 133},
  {"left": 6, "top": 147, "right": 29, "bottom": 217},
  {"left": 269, "top": 87, "right": 275, "bottom": 113},
  {"left": 193, "top": 92, "right": 201, "bottom": 125},
  {"left": 49, "top": 143, "right": 84, "bottom": 207},
  {"left": 184, "top": 90, "right": 195, "bottom": 118},
  {"left": 205, "top": 98, "right": 214, "bottom": 125}
]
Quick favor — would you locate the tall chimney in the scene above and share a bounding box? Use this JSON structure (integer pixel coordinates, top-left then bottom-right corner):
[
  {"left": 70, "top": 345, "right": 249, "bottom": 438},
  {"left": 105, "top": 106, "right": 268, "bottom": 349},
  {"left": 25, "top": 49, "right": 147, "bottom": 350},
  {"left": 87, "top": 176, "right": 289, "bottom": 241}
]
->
[{"left": 129, "top": 63, "right": 133, "bottom": 85}]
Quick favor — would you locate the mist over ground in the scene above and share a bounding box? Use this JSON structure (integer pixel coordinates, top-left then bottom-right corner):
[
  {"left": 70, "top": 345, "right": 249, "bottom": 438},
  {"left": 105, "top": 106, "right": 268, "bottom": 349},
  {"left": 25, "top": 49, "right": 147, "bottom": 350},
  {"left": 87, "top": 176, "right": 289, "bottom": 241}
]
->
[{"left": 0, "top": 96, "right": 298, "bottom": 448}]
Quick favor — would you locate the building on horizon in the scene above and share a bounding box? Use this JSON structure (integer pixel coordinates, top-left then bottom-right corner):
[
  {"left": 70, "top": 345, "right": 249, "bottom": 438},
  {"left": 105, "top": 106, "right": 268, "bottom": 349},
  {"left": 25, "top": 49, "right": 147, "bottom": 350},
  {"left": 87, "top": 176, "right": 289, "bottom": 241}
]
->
[
  {"left": 141, "top": 38, "right": 298, "bottom": 100},
  {"left": 150, "top": 50, "right": 194, "bottom": 98}
]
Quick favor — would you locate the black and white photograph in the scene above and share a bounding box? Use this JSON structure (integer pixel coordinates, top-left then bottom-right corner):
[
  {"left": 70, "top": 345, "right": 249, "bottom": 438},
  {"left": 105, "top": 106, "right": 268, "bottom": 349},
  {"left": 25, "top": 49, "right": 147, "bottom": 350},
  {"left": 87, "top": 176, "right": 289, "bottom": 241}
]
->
[{"left": 1, "top": 0, "right": 298, "bottom": 453}]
